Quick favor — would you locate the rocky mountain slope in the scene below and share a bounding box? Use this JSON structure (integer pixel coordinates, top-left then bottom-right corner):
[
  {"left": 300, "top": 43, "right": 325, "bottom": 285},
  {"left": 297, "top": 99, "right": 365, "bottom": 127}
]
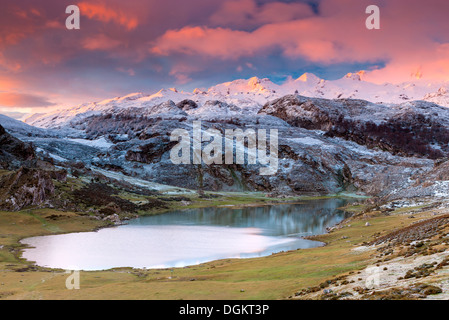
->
[
  {"left": 3, "top": 92, "right": 447, "bottom": 201},
  {"left": 259, "top": 95, "right": 449, "bottom": 159}
]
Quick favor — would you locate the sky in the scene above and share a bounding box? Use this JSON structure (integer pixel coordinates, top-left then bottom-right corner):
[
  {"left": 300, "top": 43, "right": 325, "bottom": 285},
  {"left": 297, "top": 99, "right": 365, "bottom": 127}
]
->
[{"left": 1, "top": 0, "right": 449, "bottom": 117}]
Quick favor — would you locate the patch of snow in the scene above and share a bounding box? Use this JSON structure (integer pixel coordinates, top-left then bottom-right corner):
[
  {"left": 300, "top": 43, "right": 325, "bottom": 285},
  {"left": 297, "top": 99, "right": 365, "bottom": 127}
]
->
[
  {"left": 92, "top": 168, "right": 196, "bottom": 195},
  {"left": 433, "top": 181, "right": 449, "bottom": 198},
  {"left": 66, "top": 137, "right": 113, "bottom": 149},
  {"left": 36, "top": 147, "right": 68, "bottom": 162},
  {"left": 288, "top": 137, "right": 324, "bottom": 146}
]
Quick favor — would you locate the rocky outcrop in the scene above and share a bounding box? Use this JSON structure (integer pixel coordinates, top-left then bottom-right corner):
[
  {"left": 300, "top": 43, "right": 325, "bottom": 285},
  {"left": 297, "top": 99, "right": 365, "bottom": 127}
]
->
[
  {"left": 176, "top": 99, "right": 198, "bottom": 111},
  {"left": 0, "top": 125, "right": 35, "bottom": 170},
  {"left": 0, "top": 167, "right": 55, "bottom": 211},
  {"left": 259, "top": 95, "right": 341, "bottom": 130},
  {"left": 125, "top": 139, "right": 177, "bottom": 164},
  {"left": 0, "top": 126, "right": 70, "bottom": 211}
]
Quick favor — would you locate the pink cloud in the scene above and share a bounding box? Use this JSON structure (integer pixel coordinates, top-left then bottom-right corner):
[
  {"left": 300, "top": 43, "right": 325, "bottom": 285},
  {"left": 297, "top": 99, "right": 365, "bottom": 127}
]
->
[
  {"left": 78, "top": 2, "right": 139, "bottom": 30},
  {"left": 169, "top": 62, "right": 202, "bottom": 84},
  {"left": 151, "top": 26, "right": 260, "bottom": 59},
  {"left": 117, "top": 67, "right": 136, "bottom": 76},
  {"left": 0, "top": 92, "right": 55, "bottom": 108},
  {"left": 82, "top": 34, "right": 122, "bottom": 50}
]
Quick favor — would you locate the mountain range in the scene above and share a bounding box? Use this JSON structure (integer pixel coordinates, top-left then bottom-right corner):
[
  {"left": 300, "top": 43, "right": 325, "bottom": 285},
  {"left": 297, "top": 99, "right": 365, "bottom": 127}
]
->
[
  {"left": 23, "top": 72, "right": 449, "bottom": 129},
  {"left": 2, "top": 72, "right": 449, "bottom": 205}
]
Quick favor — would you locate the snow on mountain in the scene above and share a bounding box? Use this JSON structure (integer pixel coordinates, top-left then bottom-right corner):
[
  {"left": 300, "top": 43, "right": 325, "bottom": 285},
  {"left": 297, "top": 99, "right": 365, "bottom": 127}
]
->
[
  {"left": 423, "top": 87, "right": 449, "bottom": 106},
  {"left": 24, "top": 77, "right": 279, "bottom": 129},
  {"left": 205, "top": 76, "right": 280, "bottom": 104},
  {"left": 0, "top": 114, "right": 29, "bottom": 130},
  {"left": 0, "top": 114, "right": 48, "bottom": 136},
  {"left": 65, "top": 137, "right": 114, "bottom": 150},
  {"left": 295, "top": 72, "right": 322, "bottom": 84},
  {"left": 24, "top": 73, "right": 449, "bottom": 129},
  {"left": 283, "top": 71, "right": 449, "bottom": 105}
]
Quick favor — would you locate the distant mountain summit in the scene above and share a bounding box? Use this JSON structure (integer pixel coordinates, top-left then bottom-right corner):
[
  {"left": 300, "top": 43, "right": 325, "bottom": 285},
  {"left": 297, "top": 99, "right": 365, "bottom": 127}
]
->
[
  {"left": 295, "top": 72, "right": 322, "bottom": 84},
  {"left": 24, "top": 72, "right": 449, "bottom": 129}
]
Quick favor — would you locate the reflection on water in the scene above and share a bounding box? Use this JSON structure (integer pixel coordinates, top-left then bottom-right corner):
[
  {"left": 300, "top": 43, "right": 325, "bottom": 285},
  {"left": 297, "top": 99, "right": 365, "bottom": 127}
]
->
[
  {"left": 21, "top": 198, "right": 353, "bottom": 271},
  {"left": 131, "top": 199, "right": 350, "bottom": 237}
]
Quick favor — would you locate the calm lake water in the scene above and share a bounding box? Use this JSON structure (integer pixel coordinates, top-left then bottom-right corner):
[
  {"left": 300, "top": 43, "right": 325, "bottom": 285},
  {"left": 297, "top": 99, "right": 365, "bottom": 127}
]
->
[{"left": 21, "top": 198, "right": 352, "bottom": 271}]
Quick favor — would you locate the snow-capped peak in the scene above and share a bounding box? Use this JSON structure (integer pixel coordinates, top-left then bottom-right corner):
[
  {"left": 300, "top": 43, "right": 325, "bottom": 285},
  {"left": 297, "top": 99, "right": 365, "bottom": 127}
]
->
[
  {"left": 343, "top": 71, "right": 366, "bottom": 81},
  {"left": 295, "top": 72, "right": 321, "bottom": 84},
  {"left": 193, "top": 88, "right": 206, "bottom": 94},
  {"left": 118, "top": 92, "right": 145, "bottom": 101},
  {"left": 207, "top": 76, "right": 279, "bottom": 96}
]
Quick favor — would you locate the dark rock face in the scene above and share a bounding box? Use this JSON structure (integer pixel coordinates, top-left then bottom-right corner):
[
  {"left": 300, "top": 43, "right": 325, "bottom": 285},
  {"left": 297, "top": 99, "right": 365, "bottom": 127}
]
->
[
  {"left": 125, "top": 139, "right": 178, "bottom": 164},
  {"left": 259, "top": 95, "right": 337, "bottom": 130},
  {"left": 259, "top": 95, "right": 449, "bottom": 159},
  {"left": 0, "top": 125, "right": 35, "bottom": 170},
  {"left": 0, "top": 126, "right": 70, "bottom": 211},
  {"left": 0, "top": 167, "right": 54, "bottom": 211},
  {"left": 176, "top": 99, "right": 198, "bottom": 111}
]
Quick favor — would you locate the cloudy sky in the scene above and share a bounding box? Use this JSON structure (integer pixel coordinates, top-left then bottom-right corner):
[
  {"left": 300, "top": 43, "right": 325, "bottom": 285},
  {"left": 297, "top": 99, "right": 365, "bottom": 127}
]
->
[{"left": 1, "top": 0, "right": 449, "bottom": 116}]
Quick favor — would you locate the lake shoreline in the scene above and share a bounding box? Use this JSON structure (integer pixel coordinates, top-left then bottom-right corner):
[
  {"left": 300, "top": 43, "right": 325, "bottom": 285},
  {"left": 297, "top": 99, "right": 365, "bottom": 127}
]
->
[{"left": 18, "top": 196, "right": 356, "bottom": 271}]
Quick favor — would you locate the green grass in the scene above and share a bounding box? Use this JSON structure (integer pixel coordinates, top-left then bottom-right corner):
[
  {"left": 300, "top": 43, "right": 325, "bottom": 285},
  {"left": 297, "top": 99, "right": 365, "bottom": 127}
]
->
[{"left": 0, "top": 170, "right": 10, "bottom": 177}]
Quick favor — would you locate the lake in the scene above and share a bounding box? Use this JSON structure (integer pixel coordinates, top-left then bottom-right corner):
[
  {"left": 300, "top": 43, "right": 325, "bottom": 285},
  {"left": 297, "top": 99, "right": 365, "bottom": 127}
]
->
[{"left": 21, "top": 198, "right": 352, "bottom": 271}]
